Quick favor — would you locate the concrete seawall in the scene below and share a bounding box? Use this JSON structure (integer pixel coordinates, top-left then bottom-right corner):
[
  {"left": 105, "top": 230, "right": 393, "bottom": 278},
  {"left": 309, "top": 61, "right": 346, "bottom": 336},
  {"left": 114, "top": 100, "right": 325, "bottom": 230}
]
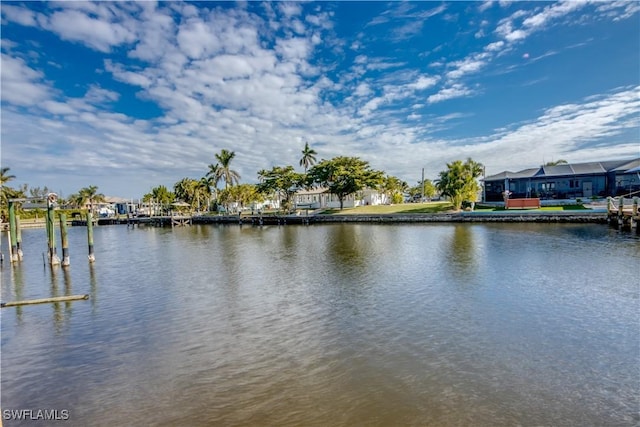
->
[{"left": 309, "top": 211, "right": 608, "bottom": 224}]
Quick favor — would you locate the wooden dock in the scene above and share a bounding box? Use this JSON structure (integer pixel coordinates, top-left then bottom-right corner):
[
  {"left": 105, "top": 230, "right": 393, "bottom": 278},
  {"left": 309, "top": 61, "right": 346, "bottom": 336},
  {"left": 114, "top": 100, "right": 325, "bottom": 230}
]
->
[{"left": 607, "top": 196, "right": 639, "bottom": 233}]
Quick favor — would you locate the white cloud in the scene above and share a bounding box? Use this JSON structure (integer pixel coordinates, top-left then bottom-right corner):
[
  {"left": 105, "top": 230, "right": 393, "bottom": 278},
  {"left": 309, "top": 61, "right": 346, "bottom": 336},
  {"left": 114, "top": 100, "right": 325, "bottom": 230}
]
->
[
  {"left": 0, "top": 54, "right": 52, "bottom": 106},
  {"left": 177, "top": 19, "right": 221, "bottom": 59},
  {"left": 427, "top": 84, "right": 473, "bottom": 104},
  {"left": 410, "top": 75, "right": 439, "bottom": 90},
  {"left": 446, "top": 57, "right": 487, "bottom": 80},
  {"left": 46, "top": 9, "right": 135, "bottom": 52},
  {"left": 1, "top": 4, "right": 39, "bottom": 27}
]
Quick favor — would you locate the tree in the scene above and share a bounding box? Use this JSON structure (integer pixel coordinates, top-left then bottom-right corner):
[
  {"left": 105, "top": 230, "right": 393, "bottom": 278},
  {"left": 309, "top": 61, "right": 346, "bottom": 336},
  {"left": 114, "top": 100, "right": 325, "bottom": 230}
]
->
[
  {"left": 205, "top": 163, "right": 222, "bottom": 202},
  {"left": 544, "top": 159, "right": 568, "bottom": 166},
  {"left": 299, "top": 142, "right": 317, "bottom": 173},
  {"left": 218, "top": 184, "right": 262, "bottom": 213},
  {"left": 257, "top": 166, "right": 305, "bottom": 213},
  {"left": 195, "top": 177, "right": 211, "bottom": 211},
  {"left": 143, "top": 185, "right": 175, "bottom": 214},
  {"left": 409, "top": 179, "right": 437, "bottom": 201},
  {"left": 0, "top": 167, "right": 17, "bottom": 212},
  {"left": 1, "top": 167, "right": 16, "bottom": 186},
  {"left": 74, "top": 185, "right": 105, "bottom": 212},
  {"left": 379, "top": 175, "right": 408, "bottom": 204},
  {"left": 215, "top": 149, "right": 241, "bottom": 189},
  {"left": 436, "top": 158, "right": 483, "bottom": 211},
  {"left": 307, "top": 156, "right": 384, "bottom": 210},
  {"left": 29, "top": 186, "right": 50, "bottom": 200}
]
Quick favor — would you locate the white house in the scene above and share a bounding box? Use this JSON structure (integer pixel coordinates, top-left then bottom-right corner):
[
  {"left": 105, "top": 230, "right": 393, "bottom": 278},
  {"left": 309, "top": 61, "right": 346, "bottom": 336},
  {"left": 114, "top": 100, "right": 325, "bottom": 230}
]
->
[{"left": 293, "top": 187, "right": 387, "bottom": 209}]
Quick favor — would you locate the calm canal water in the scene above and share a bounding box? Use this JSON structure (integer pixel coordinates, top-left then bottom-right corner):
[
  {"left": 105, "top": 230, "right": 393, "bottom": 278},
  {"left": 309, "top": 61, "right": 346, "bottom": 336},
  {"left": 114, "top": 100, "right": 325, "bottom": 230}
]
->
[{"left": 1, "top": 223, "right": 638, "bottom": 426}]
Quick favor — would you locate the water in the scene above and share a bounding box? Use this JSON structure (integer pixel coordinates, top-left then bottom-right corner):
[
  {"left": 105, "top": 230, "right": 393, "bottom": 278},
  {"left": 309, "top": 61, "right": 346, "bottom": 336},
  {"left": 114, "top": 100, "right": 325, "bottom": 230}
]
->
[{"left": 1, "top": 223, "right": 638, "bottom": 426}]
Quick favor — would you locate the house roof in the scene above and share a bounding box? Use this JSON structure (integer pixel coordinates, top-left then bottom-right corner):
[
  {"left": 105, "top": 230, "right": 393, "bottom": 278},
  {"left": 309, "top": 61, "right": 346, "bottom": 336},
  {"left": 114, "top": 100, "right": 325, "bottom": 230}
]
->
[
  {"left": 610, "top": 158, "right": 640, "bottom": 172},
  {"left": 485, "top": 158, "right": 639, "bottom": 182},
  {"left": 295, "top": 187, "right": 329, "bottom": 195},
  {"left": 484, "top": 168, "right": 538, "bottom": 181}
]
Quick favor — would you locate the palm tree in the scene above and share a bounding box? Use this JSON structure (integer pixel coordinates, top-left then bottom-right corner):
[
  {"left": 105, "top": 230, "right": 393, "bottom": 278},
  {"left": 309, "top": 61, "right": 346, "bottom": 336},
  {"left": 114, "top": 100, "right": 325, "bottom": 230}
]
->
[
  {"left": 78, "top": 185, "right": 105, "bottom": 213},
  {"left": 206, "top": 163, "right": 222, "bottom": 203},
  {"left": 299, "top": 142, "right": 317, "bottom": 173},
  {"left": 544, "top": 159, "right": 568, "bottom": 166},
  {"left": 215, "top": 149, "right": 241, "bottom": 189},
  {"left": 1, "top": 167, "right": 16, "bottom": 186},
  {"left": 195, "top": 177, "right": 211, "bottom": 212}
]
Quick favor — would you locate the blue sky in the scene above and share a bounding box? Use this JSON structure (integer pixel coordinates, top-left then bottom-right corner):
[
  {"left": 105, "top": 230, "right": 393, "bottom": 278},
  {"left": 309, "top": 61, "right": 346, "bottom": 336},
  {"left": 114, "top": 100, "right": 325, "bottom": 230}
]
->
[{"left": 1, "top": 1, "right": 639, "bottom": 198}]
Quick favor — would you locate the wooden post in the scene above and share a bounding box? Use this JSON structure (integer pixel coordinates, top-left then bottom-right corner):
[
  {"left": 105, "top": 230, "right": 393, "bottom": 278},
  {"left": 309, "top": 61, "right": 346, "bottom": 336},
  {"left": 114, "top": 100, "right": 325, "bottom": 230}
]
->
[
  {"left": 8, "top": 201, "right": 18, "bottom": 262},
  {"left": 59, "top": 213, "right": 70, "bottom": 266},
  {"left": 46, "top": 201, "right": 60, "bottom": 265},
  {"left": 618, "top": 197, "right": 624, "bottom": 217},
  {"left": 6, "top": 228, "right": 13, "bottom": 262},
  {"left": 15, "top": 214, "right": 23, "bottom": 260},
  {"left": 633, "top": 197, "right": 638, "bottom": 216},
  {"left": 1, "top": 294, "right": 89, "bottom": 308},
  {"left": 87, "top": 211, "right": 95, "bottom": 262}
]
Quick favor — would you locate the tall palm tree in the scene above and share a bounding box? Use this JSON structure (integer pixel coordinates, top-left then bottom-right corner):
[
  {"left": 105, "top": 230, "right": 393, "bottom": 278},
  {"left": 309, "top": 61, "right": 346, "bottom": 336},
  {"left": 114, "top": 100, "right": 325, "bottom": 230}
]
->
[
  {"left": 215, "top": 149, "right": 241, "bottom": 189},
  {"left": 206, "top": 163, "right": 222, "bottom": 201},
  {"left": 299, "top": 142, "right": 317, "bottom": 173}
]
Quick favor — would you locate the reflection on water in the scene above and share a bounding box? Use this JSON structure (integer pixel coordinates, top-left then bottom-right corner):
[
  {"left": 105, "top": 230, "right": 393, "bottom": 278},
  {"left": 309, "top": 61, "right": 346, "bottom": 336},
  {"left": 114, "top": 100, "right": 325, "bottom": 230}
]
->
[{"left": 1, "top": 223, "right": 638, "bottom": 427}]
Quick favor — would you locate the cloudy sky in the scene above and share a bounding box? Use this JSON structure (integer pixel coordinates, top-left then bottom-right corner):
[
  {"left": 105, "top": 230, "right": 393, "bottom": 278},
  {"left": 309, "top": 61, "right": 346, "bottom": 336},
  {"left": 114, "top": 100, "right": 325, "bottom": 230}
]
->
[{"left": 1, "top": 1, "right": 639, "bottom": 198}]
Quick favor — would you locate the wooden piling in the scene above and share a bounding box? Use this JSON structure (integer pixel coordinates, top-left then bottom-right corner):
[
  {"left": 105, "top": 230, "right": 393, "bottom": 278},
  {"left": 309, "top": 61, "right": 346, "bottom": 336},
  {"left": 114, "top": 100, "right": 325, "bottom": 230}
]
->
[
  {"left": 1, "top": 294, "right": 89, "bottom": 308},
  {"left": 59, "top": 213, "right": 70, "bottom": 266},
  {"left": 8, "top": 201, "right": 18, "bottom": 262},
  {"left": 46, "top": 201, "right": 60, "bottom": 265},
  {"left": 15, "top": 214, "right": 23, "bottom": 260},
  {"left": 87, "top": 211, "right": 95, "bottom": 262}
]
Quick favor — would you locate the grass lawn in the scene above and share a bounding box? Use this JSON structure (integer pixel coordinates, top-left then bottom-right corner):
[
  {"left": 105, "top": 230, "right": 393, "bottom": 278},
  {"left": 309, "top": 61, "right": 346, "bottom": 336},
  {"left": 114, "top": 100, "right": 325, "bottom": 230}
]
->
[
  {"left": 320, "top": 201, "right": 454, "bottom": 215},
  {"left": 319, "top": 201, "right": 589, "bottom": 215}
]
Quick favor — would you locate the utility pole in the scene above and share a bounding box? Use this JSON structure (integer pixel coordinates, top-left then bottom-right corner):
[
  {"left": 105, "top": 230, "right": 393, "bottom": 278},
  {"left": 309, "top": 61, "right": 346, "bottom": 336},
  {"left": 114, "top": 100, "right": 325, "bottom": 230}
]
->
[{"left": 421, "top": 168, "right": 425, "bottom": 201}]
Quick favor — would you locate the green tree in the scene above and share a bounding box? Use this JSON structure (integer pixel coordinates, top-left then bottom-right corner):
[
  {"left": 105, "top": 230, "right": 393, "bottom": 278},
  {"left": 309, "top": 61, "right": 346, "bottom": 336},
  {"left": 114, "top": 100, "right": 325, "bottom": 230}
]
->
[
  {"left": 0, "top": 167, "right": 17, "bottom": 213},
  {"left": 29, "top": 186, "right": 50, "bottom": 200},
  {"left": 173, "top": 177, "right": 197, "bottom": 207},
  {"left": 257, "top": 165, "right": 305, "bottom": 213},
  {"left": 409, "top": 179, "right": 437, "bottom": 201},
  {"left": 205, "top": 163, "right": 222, "bottom": 203},
  {"left": 299, "top": 142, "right": 317, "bottom": 173},
  {"left": 379, "top": 175, "right": 408, "bottom": 204},
  {"left": 195, "top": 177, "right": 211, "bottom": 211},
  {"left": 215, "top": 149, "right": 241, "bottom": 189},
  {"left": 74, "top": 185, "right": 105, "bottom": 212},
  {"left": 173, "top": 178, "right": 211, "bottom": 211},
  {"left": 143, "top": 185, "right": 175, "bottom": 213},
  {"left": 307, "top": 156, "right": 384, "bottom": 210},
  {"left": 218, "top": 183, "right": 262, "bottom": 212},
  {"left": 1, "top": 167, "right": 16, "bottom": 186},
  {"left": 436, "top": 158, "right": 483, "bottom": 210},
  {"left": 544, "top": 159, "right": 568, "bottom": 166}
]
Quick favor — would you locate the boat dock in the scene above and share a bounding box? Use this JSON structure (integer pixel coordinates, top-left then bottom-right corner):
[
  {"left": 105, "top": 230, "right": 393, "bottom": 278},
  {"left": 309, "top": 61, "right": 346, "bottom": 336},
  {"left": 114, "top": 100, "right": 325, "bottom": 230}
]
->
[{"left": 607, "top": 196, "right": 639, "bottom": 233}]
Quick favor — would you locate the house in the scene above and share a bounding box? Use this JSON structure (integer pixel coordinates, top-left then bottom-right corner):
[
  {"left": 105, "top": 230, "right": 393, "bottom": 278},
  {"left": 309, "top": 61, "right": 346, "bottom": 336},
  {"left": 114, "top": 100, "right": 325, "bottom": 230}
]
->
[
  {"left": 293, "top": 187, "right": 388, "bottom": 209},
  {"left": 483, "top": 158, "right": 640, "bottom": 201}
]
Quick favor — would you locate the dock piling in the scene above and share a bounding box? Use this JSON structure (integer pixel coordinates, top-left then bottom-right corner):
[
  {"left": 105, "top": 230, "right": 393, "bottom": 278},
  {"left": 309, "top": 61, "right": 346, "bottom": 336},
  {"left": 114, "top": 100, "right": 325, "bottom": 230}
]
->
[
  {"left": 59, "top": 213, "right": 70, "bottom": 267},
  {"left": 87, "top": 211, "right": 95, "bottom": 263},
  {"left": 46, "top": 196, "right": 60, "bottom": 265},
  {"left": 8, "top": 202, "right": 18, "bottom": 262},
  {"left": 15, "top": 215, "right": 23, "bottom": 260}
]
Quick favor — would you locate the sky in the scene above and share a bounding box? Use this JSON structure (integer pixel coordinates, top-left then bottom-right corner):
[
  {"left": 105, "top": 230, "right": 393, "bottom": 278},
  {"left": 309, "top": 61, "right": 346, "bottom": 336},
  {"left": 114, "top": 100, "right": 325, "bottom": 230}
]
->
[{"left": 1, "top": 1, "right": 639, "bottom": 199}]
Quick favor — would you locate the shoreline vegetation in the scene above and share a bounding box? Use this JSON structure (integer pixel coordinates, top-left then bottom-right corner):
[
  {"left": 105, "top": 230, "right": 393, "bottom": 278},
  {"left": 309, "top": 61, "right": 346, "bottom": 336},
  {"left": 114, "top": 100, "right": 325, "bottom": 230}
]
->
[{"left": 0, "top": 201, "right": 609, "bottom": 231}]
